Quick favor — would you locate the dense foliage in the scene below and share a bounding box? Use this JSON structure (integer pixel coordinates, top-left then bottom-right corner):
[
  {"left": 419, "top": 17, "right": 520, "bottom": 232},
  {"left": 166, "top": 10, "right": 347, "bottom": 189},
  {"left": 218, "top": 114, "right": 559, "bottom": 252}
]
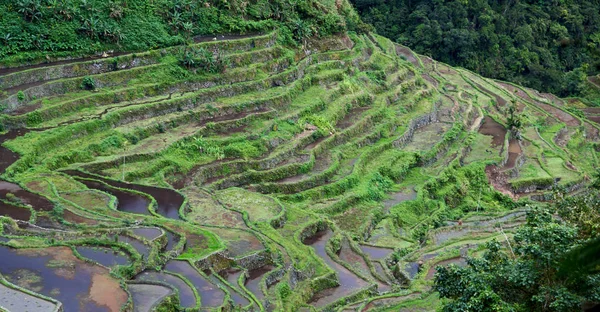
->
[
  {"left": 351, "top": 0, "right": 600, "bottom": 97},
  {"left": 0, "top": 0, "right": 364, "bottom": 65},
  {"left": 434, "top": 193, "right": 600, "bottom": 311}
]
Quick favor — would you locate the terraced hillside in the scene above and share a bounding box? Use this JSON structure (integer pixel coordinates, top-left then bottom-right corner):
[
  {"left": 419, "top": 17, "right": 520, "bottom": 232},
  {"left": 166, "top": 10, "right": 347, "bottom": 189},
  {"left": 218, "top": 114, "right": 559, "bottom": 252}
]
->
[{"left": 0, "top": 30, "right": 599, "bottom": 312}]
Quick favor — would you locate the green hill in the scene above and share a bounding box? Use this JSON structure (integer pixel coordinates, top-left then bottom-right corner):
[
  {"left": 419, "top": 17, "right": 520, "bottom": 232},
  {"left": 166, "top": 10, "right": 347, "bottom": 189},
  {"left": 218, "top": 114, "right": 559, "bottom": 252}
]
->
[{"left": 0, "top": 2, "right": 599, "bottom": 311}]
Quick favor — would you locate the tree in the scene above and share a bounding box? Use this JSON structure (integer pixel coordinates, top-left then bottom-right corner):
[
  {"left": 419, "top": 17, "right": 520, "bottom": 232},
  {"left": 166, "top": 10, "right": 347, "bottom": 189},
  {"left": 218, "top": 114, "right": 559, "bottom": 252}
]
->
[
  {"left": 593, "top": 169, "right": 600, "bottom": 190},
  {"left": 350, "top": 0, "right": 600, "bottom": 97},
  {"left": 506, "top": 100, "right": 522, "bottom": 136},
  {"left": 434, "top": 206, "right": 600, "bottom": 312}
]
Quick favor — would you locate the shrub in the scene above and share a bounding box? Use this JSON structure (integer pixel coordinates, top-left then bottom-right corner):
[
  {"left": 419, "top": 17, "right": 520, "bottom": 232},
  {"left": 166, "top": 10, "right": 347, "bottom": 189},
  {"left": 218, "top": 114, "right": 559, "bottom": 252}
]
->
[
  {"left": 278, "top": 282, "right": 292, "bottom": 299},
  {"left": 17, "top": 91, "right": 25, "bottom": 101},
  {"left": 81, "top": 76, "right": 97, "bottom": 90},
  {"left": 178, "top": 46, "right": 227, "bottom": 73},
  {"left": 26, "top": 111, "right": 43, "bottom": 126}
]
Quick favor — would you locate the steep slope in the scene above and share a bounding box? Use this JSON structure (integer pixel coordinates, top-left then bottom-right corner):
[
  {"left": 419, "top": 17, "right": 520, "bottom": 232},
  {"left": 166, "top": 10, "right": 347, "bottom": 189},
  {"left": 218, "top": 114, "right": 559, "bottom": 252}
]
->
[{"left": 0, "top": 28, "right": 598, "bottom": 311}]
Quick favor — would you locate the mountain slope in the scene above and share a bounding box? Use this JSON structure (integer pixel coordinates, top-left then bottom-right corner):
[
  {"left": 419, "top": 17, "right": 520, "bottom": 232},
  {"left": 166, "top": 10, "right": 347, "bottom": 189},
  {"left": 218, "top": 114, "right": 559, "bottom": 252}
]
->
[{"left": 0, "top": 12, "right": 599, "bottom": 312}]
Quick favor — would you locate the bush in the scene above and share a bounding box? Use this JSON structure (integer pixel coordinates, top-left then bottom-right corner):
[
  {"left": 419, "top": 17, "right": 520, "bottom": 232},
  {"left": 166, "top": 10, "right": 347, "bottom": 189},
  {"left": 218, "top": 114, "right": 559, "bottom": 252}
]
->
[
  {"left": 81, "top": 76, "right": 96, "bottom": 90},
  {"left": 278, "top": 282, "right": 292, "bottom": 299},
  {"left": 178, "top": 46, "right": 227, "bottom": 73},
  {"left": 17, "top": 91, "right": 25, "bottom": 101},
  {"left": 26, "top": 111, "right": 43, "bottom": 126}
]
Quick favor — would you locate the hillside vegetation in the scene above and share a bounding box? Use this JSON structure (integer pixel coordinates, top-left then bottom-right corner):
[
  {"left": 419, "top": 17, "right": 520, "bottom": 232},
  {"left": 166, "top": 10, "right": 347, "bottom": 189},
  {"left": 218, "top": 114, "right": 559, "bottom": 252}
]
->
[
  {"left": 0, "top": 2, "right": 599, "bottom": 312},
  {"left": 0, "top": 0, "right": 364, "bottom": 66},
  {"left": 352, "top": 0, "right": 600, "bottom": 99}
]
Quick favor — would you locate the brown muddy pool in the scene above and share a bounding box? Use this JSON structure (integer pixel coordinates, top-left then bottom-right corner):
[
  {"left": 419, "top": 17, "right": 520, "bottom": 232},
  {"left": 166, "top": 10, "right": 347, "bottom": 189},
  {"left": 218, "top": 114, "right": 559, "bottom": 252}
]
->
[
  {"left": 76, "top": 246, "right": 130, "bottom": 267},
  {"left": 65, "top": 170, "right": 184, "bottom": 220},
  {"left": 0, "top": 200, "right": 31, "bottom": 221},
  {"left": 69, "top": 177, "right": 151, "bottom": 216},
  {"left": 0, "top": 245, "right": 127, "bottom": 312},
  {"left": 478, "top": 116, "right": 507, "bottom": 147},
  {"left": 244, "top": 265, "right": 273, "bottom": 301},
  {"left": 133, "top": 270, "right": 196, "bottom": 309},
  {"left": 164, "top": 260, "right": 225, "bottom": 307},
  {"left": 303, "top": 230, "right": 369, "bottom": 307}
]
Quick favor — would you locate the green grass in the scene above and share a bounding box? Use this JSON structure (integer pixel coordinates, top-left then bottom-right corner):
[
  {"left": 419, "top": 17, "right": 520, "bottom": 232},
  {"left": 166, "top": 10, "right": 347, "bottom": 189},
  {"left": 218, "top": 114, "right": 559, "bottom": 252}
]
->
[{"left": 214, "top": 188, "right": 282, "bottom": 224}]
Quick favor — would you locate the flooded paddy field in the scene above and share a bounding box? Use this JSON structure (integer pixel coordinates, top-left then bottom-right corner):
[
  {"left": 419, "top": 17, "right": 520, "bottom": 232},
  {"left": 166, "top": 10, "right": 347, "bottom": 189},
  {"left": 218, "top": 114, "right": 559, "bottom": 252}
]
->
[
  {"left": 0, "top": 245, "right": 127, "bottom": 312},
  {"left": 0, "top": 29, "right": 596, "bottom": 312}
]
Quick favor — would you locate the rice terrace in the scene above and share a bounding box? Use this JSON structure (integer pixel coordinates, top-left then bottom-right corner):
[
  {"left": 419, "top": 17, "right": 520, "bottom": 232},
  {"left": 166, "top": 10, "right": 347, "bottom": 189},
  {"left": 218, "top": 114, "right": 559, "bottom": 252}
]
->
[{"left": 0, "top": 0, "right": 599, "bottom": 311}]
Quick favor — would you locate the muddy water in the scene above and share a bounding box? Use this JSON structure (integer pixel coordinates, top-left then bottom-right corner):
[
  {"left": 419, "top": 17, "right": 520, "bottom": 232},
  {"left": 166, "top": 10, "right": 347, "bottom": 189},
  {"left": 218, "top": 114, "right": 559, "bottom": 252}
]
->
[
  {"left": 221, "top": 269, "right": 244, "bottom": 287},
  {"left": 472, "top": 81, "right": 507, "bottom": 106},
  {"left": 434, "top": 228, "right": 471, "bottom": 245},
  {"left": 64, "top": 170, "right": 183, "bottom": 220},
  {"left": 73, "top": 178, "right": 151, "bottom": 216},
  {"left": 404, "top": 262, "right": 420, "bottom": 279},
  {"left": 4, "top": 79, "right": 60, "bottom": 95},
  {"left": 372, "top": 262, "right": 388, "bottom": 282},
  {"left": 478, "top": 116, "right": 507, "bottom": 147},
  {"left": 445, "top": 211, "right": 526, "bottom": 228},
  {"left": 0, "top": 181, "right": 54, "bottom": 211},
  {"left": 200, "top": 108, "right": 270, "bottom": 126},
  {"left": 395, "top": 45, "right": 419, "bottom": 67},
  {"left": 132, "top": 227, "right": 162, "bottom": 240},
  {"left": 128, "top": 283, "right": 172, "bottom": 312},
  {"left": 422, "top": 74, "right": 438, "bottom": 87},
  {"left": 303, "top": 230, "right": 369, "bottom": 307},
  {"left": 489, "top": 211, "right": 526, "bottom": 224},
  {"left": 1, "top": 130, "right": 58, "bottom": 216},
  {"left": 63, "top": 208, "right": 99, "bottom": 225},
  {"left": 359, "top": 245, "right": 393, "bottom": 260},
  {"left": 304, "top": 136, "right": 329, "bottom": 151},
  {"left": 216, "top": 269, "right": 251, "bottom": 306},
  {"left": 426, "top": 257, "right": 467, "bottom": 279},
  {"left": 362, "top": 294, "right": 419, "bottom": 311},
  {"left": 164, "top": 231, "right": 179, "bottom": 252},
  {"left": 589, "top": 116, "right": 600, "bottom": 124},
  {"left": 134, "top": 271, "right": 196, "bottom": 309},
  {"left": 339, "top": 241, "right": 391, "bottom": 293},
  {"left": 0, "top": 200, "right": 31, "bottom": 221},
  {"left": 164, "top": 260, "right": 224, "bottom": 308},
  {"left": 76, "top": 246, "right": 129, "bottom": 267},
  {"left": 0, "top": 245, "right": 127, "bottom": 312},
  {"left": 503, "top": 139, "right": 522, "bottom": 169},
  {"left": 383, "top": 189, "right": 417, "bottom": 211},
  {"left": 0, "top": 130, "right": 29, "bottom": 173},
  {"left": 245, "top": 265, "right": 273, "bottom": 301},
  {"left": 337, "top": 107, "right": 370, "bottom": 130},
  {"left": 435, "top": 211, "right": 527, "bottom": 245},
  {"left": 118, "top": 235, "right": 150, "bottom": 259},
  {"left": 536, "top": 102, "right": 580, "bottom": 126}
]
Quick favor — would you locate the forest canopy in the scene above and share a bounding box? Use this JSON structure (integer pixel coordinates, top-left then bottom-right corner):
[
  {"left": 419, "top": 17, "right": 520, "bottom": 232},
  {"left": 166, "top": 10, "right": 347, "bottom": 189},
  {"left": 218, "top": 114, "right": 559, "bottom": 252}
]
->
[{"left": 351, "top": 0, "right": 600, "bottom": 97}]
